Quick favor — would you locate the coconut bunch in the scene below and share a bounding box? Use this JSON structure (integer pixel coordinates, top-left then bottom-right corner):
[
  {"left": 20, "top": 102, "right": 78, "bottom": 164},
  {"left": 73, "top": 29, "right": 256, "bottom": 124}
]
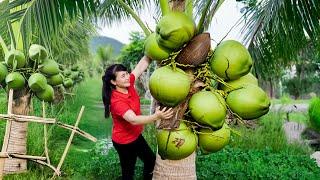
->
[
  {"left": 0, "top": 44, "right": 67, "bottom": 102},
  {"left": 62, "top": 65, "right": 85, "bottom": 89},
  {"left": 143, "top": 8, "right": 271, "bottom": 160}
]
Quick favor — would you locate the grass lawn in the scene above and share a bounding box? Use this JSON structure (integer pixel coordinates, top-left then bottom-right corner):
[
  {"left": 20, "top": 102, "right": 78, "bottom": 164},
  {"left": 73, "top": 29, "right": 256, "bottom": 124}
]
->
[{"left": 0, "top": 78, "right": 320, "bottom": 179}]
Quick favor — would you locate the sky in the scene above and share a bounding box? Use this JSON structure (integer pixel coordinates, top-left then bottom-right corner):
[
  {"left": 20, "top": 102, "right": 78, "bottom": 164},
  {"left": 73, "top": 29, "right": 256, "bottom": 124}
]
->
[{"left": 97, "top": 1, "right": 246, "bottom": 46}]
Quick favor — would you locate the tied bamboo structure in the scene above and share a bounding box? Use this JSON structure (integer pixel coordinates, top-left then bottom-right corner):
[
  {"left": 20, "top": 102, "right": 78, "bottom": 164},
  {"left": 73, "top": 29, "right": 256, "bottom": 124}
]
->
[{"left": 0, "top": 89, "right": 97, "bottom": 179}]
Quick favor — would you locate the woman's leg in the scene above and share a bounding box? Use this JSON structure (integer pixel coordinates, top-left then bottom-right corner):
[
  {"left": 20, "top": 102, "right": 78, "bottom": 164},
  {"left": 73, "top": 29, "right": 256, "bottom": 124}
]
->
[
  {"left": 113, "top": 141, "right": 138, "bottom": 180},
  {"left": 135, "top": 135, "right": 156, "bottom": 180}
]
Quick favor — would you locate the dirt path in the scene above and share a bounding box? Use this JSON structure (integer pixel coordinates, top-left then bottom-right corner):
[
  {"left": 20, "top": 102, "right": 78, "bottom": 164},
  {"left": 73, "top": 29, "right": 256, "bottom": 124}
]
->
[{"left": 283, "top": 121, "right": 320, "bottom": 167}]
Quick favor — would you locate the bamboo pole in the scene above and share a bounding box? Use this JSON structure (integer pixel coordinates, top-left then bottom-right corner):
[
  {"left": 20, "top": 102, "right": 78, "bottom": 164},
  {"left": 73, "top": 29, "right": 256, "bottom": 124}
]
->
[
  {"left": 56, "top": 122, "right": 97, "bottom": 142},
  {"left": 52, "top": 106, "right": 85, "bottom": 178},
  {"left": 0, "top": 153, "right": 46, "bottom": 161},
  {"left": 0, "top": 114, "right": 56, "bottom": 124},
  {"left": 0, "top": 89, "right": 14, "bottom": 179},
  {"left": 42, "top": 101, "right": 51, "bottom": 165},
  {"left": 31, "top": 159, "right": 60, "bottom": 176}
]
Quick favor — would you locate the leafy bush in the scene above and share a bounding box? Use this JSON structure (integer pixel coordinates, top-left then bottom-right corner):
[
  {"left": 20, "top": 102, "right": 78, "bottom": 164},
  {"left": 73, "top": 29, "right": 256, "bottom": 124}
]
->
[
  {"left": 196, "top": 147, "right": 320, "bottom": 179},
  {"left": 308, "top": 97, "right": 320, "bottom": 131}
]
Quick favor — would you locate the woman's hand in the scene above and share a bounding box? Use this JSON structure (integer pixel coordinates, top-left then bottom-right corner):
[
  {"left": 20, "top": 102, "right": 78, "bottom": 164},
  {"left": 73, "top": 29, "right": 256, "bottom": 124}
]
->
[{"left": 155, "top": 107, "right": 174, "bottom": 120}]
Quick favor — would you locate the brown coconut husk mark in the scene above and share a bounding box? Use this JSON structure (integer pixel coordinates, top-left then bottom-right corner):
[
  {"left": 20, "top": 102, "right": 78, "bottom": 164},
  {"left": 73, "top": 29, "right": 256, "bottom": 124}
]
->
[{"left": 176, "top": 33, "right": 211, "bottom": 66}]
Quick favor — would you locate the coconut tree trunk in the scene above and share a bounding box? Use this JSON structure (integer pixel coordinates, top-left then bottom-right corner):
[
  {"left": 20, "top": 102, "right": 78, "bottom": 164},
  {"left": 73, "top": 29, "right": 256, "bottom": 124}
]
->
[
  {"left": 1, "top": 88, "right": 31, "bottom": 174},
  {"left": 152, "top": 1, "right": 197, "bottom": 179}
]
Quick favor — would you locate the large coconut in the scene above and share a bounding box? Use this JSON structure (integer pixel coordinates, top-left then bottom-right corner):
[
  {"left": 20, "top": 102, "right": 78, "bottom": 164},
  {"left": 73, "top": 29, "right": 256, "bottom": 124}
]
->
[
  {"left": 5, "top": 50, "right": 26, "bottom": 68},
  {"left": 47, "top": 73, "right": 64, "bottom": 86},
  {"left": 198, "top": 123, "right": 231, "bottom": 154},
  {"left": 189, "top": 91, "right": 226, "bottom": 129},
  {"left": 210, "top": 40, "right": 253, "bottom": 80},
  {"left": 176, "top": 33, "right": 211, "bottom": 66},
  {"left": 36, "top": 84, "right": 54, "bottom": 102},
  {"left": 144, "top": 33, "right": 171, "bottom": 61},
  {"left": 28, "top": 73, "right": 47, "bottom": 92},
  {"left": 29, "top": 44, "right": 48, "bottom": 62},
  {"left": 0, "top": 63, "right": 8, "bottom": 82},
  {"left": 39, "top": 59, "right": 60, "bottom": 75},
  {"left": 157, "top": 121, "right": 198, "bottom": 160},
  {"left": 226, "top": 84, "right": 270, "bottom": 120},
  {"left": 5, "top": 72, "right": 25, "bottom": 90},
  {"left": 221, "top": 73, "right": 258, "bottom": 92},
  {"left": 156, "top": 12, "right": 196, "bottom": 50},
  {"left": 149, "top": 66, "right": 191, "bottom": 106}
]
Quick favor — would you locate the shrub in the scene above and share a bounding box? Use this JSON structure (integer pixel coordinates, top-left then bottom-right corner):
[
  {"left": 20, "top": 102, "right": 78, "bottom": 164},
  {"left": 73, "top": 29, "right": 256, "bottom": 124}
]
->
[{"left": 308, "top": 97, "right": 320, "bottom": 131}]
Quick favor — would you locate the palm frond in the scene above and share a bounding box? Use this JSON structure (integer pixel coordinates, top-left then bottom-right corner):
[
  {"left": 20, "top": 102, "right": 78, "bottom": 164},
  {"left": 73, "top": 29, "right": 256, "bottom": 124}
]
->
[
  {"left": 241, "top": 0, "right": 320, "bottom": 79},
  {"left": 0, "top": 0, "right": 99, "bottom": 52},
  {"left": 99, "top": 0, "right": 158, "bottom": 26},
  {"left": 194, "top": 0, "right": 225, "bottom": 33}
]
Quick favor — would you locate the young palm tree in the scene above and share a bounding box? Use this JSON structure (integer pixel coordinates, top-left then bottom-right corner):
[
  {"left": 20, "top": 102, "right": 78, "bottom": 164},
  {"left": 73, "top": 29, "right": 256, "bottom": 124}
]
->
[{"left": 0, "top": 0, "right": 99, "bottom": 175}]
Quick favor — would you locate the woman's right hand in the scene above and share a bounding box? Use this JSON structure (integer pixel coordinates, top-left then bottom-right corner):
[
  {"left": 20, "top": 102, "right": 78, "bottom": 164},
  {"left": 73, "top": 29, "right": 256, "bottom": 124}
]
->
[{"left": 155, "top": 106, "right": 174, "bottom": 120}]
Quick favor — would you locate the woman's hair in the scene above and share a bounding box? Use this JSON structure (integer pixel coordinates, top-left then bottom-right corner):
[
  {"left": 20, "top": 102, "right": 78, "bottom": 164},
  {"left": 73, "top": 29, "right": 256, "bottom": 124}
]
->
[{"left": 102, "top": 64, "right": 128, "bottom": 118}]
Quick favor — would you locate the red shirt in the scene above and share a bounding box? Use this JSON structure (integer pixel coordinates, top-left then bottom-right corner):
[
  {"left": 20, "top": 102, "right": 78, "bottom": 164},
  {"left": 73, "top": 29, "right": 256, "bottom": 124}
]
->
[{"left": 110, "top": 73, "right": 143, "bottom": 144}]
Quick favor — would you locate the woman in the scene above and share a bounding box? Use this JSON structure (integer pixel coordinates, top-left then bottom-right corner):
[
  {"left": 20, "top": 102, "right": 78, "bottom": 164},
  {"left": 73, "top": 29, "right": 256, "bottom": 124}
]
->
[{"left": 102, "top": 55, "right": 173, "bottom": 180}]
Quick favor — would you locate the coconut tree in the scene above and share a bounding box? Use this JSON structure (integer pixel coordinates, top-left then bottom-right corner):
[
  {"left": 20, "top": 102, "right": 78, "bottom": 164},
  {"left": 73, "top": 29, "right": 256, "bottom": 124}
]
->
[
  {"left": 0, "top": 0, "right": 99, "bottom": 174},
  {"left": 238, "top": 0, "right": 320, "bottom": 97}
]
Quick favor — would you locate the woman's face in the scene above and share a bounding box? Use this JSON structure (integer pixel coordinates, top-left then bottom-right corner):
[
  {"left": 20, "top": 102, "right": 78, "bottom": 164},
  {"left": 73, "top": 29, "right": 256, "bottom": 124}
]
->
[{"left": 112, "top": 71, "right": 130, "bottom": 88}]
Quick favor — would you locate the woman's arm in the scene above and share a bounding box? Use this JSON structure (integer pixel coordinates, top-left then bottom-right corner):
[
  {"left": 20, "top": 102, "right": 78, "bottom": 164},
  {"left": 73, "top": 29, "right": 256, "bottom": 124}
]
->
[
  {"left": 132, "top": 55, "right": 152, "bottom": 79},
  {"left": 123, "top": 107, "right": 173, "bottom": 125}
]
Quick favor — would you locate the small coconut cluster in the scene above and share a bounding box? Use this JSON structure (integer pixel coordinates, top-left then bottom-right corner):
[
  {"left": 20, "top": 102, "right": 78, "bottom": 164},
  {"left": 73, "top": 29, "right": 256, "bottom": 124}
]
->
[
  {"left": 0, "top": 44, "right": 80, "bottom": 102},
  {"left": 144, "top": 11, "right": 270, "bottom": 160}
]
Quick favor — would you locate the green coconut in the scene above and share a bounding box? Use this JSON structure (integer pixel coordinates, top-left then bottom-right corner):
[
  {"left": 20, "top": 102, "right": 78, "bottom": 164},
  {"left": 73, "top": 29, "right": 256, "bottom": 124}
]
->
[
  {"left": 226, "top": 84, "right": 270, "bottom": 120},
  {"left": 210, "top": 40, "right": 253, "bottom": 80},
  {"left": 39, "top": 59, "right": 60, "bottom": 75},
  {"left": 70, "top": 71, "right": 79, "bottom": 80},
  {"left": 28, "top": 73, "right": 47, "bottom": 92},
  {"left": 189, "top": 91, "right": 226, "bottom": 129},
  {"left": 5, "top": 72, "right": 25, "bottom": 90},
  {"left": 47, "top": 73, "right": 64, "bottom": 86},
  {"left": 63, "top": 69, "right": 71, "bottom": 77},
  {"left": 156, "top": 12, "right": 196, "bottom": 50},
  {"left": 0, "top": 63, "right": 8, "bottom": 82},
  {"left": 157, "top": 121, "right": 198, "bottom": 160},
  {"left": 71, "top": 65, "right": 79, "bottom": 71},
  {"left": 221, "top": 73, "right": 258, "bottom": 92},
  {"left": 29, "top": 44, "right": 48, "bottom": 62},
  {"left": 63, "top": 78, "right": 73, "bottom": 88},
  {"left": 5, "top": 50, "right": 26, "bottom": 68},
  {"left": 144, "top": 33, "right": 171, "bottom": 61},
  {"left": 36, "top": 84, "right": 54, "bottom": 102},
  {"left": 149, "top": 66, "right": 191, "bottom": 106},
  {"left": 198, "top": 123, "right": 231, "bottom": 154}
]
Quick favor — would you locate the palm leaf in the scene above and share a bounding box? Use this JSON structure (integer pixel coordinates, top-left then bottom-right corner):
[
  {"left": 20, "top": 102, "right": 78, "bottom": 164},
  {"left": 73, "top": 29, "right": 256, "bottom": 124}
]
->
[
  {"left": 98, "top": 0, "right": 159, "bottom": 27},
  {"left": 0, "top": 0, "right": 98, "bottom": 52},
  {"left": 240, "top": 0, "right": 320, "bottom": 79}
]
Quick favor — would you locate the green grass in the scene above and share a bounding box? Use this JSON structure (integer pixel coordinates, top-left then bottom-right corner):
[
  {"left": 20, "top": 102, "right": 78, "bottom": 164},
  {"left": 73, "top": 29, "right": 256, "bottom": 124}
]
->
[
  {"left": 1, "top": 77, "right": 111, "bottom": 179},
  {"left": 1, "top": 80, "right": 319, "bottom": 179},
  {"left": 230, "top": 112, "right": 311, "bottom": 154},
  {"left": 271, "top": 96, "right": 311, "bottom": 105}
]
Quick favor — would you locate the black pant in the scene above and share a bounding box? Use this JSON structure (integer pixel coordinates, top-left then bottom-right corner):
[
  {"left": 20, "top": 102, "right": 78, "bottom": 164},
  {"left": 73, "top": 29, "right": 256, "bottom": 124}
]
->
[{"left": 112, "top": 135, "right": 156, "bottom": 180}]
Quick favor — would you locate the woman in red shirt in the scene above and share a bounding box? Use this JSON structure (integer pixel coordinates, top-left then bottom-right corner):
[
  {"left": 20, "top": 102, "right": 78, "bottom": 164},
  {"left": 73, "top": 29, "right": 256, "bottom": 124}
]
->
[{"left": 102, "top": 56, "right": 173, "bottom": 180}]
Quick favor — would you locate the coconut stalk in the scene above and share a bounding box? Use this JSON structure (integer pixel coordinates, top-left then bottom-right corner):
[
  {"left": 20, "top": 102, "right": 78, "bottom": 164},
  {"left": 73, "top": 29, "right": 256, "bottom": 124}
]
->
[
  {"left": 197, "top": 0, "right": 225, "bottom": 34},
  {"left": 160, "top": 0, "right": 170, "bottom": 16},
  {"left": 185, "top": 0, "right": 193, "bottom": 19},
  {"left": 116, "top": 0, "right": 151, "bottom": 36}
]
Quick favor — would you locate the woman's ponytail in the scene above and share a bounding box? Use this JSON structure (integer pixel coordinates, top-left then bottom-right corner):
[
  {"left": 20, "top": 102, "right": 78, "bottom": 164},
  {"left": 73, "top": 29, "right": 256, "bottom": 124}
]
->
[{"left": 102, "top": 64, "right": 128, "bottom": 118}]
